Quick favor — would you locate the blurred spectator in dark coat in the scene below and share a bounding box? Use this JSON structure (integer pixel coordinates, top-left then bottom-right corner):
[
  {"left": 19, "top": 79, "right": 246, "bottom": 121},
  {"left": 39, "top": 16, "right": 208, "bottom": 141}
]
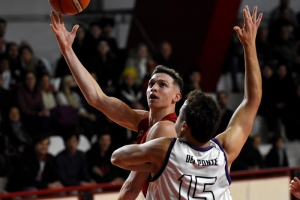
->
[
  {"left": 101, "top": 18, "right": 118, "bottom": 54},
  {"left": 56, "top": 132, "right": 94, "bottom": 186},
  {"left": 5, "top": 42, "right": 22, "bottom": 87},
  {"left": 0, "top": 18, "right": 7, "bottom": 54},
  {"left": 265, "top": 135, "right": 289, "bottom": 168},
  {"left": 0, "top": 73, "right": 12, "bottom": 119},
  {"left": 86, "top": 132, "right": 124, "bottom": 183},
  {"left": 256, "top": 27, "right": 273, "bottom": 66},
  {"left": 248, "top": 135, "right": 264, "bottom": 170}
]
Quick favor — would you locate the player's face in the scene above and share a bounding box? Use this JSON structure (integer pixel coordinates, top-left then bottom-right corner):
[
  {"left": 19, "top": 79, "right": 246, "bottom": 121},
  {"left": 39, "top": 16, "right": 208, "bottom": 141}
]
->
[{"left": 147, "top": 73, "right": 180, "bottom": 109}]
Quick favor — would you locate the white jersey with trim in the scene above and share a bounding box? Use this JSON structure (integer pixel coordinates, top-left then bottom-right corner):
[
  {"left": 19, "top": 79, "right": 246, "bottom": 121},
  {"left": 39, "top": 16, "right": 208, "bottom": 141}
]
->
[{"left": 146, "top": 138, "right": 232, "bottom": 200}]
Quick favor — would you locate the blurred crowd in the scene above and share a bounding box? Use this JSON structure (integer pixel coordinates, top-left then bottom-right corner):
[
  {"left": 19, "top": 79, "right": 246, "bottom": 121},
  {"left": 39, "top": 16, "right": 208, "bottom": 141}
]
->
[{"left": 0, "top": 0, "right": 300, "bottom": 193}]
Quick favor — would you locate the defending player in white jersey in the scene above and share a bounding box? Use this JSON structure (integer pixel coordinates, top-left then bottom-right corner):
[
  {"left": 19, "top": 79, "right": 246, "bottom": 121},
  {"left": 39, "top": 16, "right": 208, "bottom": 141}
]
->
[{"left": 111, "top": 5, "right": 262, "bottom": 200}]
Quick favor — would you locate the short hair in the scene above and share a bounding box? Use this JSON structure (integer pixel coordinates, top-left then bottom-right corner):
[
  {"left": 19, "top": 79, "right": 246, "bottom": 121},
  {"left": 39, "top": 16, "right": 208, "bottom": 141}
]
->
[
  {"left": 63, "top": 127, "right": 80, "bottom": 143},
  {"left": 181, "top": 90, "right": 221, "bottom": 143},
  {"left": 152, "top": 65, "right": 183, "bottom": 92},
  {"left": 0, "top": 18, "right": 7, "bottom": 25},
  {"left": 33, "top": 133, "right": 50, "bottom": 147}
]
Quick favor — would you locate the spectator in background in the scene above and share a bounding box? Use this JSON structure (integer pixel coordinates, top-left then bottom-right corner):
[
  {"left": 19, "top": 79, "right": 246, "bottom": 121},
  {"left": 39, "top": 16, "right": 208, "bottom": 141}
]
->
[
  {"left": 86, "top": 132, "right": 124, "bottom": 183},
  {"left": 0, "top": 54, "right": 11, "bottom": 90},
  {"left": 101, "top": 18, "right": 118, "bottom": 54},
  {"left": 154, "top": 41, "right": 177, "bottom": 71},
  {"left": 17, "top": 134, "right": 63, "bottom": 191},
  {"left": 182, "top": 67, "right": 202, "bottom": 99},
  {"left": 125, "top": 43, "right": 152, "bottom": 85},
  {"left": 265, "top": 135, "right": 289, "bottom": 168},
  {"left": 249, "top": 135, "right": 264, "bottom": 170},
  {"left": 269, "top": 0, "right": 297, "bottom": 27},
  {"left": 16, "top": 72, "right": 51, "bottom": 133},
  {"left": 256, "top": 27, "right": 273, "bottom": 66},
  {"left": 56, "top": 75, "right": 97, "bottom": 140},
  {"left": 39, "top": 74, "right": 57, "bottom": 111},
  {"left": 18, "top": 45, "right": 48, "bottom": 81},
  {"left": 0, "top": 73, "right": 12, "bottom": 119},
  {"left": 283, "top": 84, "right": 300, "bottom": 141},
  {"left": 90, "top": 39, "right": 118, "bottom": 96},
  {"left": 86, "top": 21, "right": 103, "bottom": 53},
  {"left": 214, "top": 91, "right": 233, "bottom": 136},
  {"left": 5, "top": 42, "right": 22, "bottom": 87},
  {"left": 0, "top": 18, "right": 7, "bottom": 54},
  {"left": 56, "top": 132, "right": 94, "bottom": 186},
  {"left": 118, "top": 67, "right": 144, "bottom": 110}
]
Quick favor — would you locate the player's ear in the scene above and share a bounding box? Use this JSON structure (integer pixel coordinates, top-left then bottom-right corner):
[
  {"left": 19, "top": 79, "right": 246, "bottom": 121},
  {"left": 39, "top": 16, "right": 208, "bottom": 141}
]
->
[
  {"left": 181, "top": 121, "right": 188, "bottom": 132},
  {"left": 172, "top": 92, "right": 182, "bottom": 103}
]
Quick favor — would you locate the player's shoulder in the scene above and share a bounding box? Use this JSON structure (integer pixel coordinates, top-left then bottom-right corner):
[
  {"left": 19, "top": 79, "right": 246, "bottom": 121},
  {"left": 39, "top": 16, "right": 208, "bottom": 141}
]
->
[{"left": 147, "top": 121, "right": 176, "bottom": 141}]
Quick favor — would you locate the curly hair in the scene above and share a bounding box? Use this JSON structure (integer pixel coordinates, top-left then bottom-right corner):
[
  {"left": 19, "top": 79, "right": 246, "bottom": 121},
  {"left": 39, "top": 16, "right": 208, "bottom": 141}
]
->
[
  {"left": 152, "top": 65, "right": 183, "bottom": 92},
  {"left": 181, "top": 90, "right": 221, "bottom": 143}
]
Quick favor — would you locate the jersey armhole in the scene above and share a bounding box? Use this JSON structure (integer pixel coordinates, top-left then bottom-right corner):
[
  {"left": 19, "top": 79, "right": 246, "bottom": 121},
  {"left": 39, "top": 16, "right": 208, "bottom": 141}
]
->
[
  {"left": 211, "top": 138, "right": 232, "bottom": 184},
  {"left": 149, "top": 138, "right": 177, "bottom": 182}
]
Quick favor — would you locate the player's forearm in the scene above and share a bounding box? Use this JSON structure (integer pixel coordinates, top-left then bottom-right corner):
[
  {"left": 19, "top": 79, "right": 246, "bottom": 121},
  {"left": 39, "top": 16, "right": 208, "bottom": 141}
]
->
[
  {"left": 62, "top": 47, "right": 106, "bottom": 106},
  {"left": 243, "top": 44, "right": 262, "bottom": 107}
]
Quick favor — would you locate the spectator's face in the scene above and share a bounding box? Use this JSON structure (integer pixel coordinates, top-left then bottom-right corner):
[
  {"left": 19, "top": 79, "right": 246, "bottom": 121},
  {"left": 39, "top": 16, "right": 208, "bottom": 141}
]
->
[
  {"left": 0, "top": 22, "right": 6, "bottom": 38},
  {"left": 76, "top": 27, "right": 86, "bottom": 41},
  {"left": 9, "top": 107, "right": 20, "bottom": 122},
  {"left": 66, "top": 135, "right": 78, "bottom": 154},
  {"left": 0, "top": 58, "right": 9, "bottom": 72},
  {"left": 40, "top": 75, "right": 50, "bottom": 91},
  {"left": 90, "top": 25, "right": 102, "bottom": 39},
  {"left": 253, "top": 136, "right": 262, "bottom": 149},
  {"left": 189, "top": 71, "right": 201, "bottom": 84},
  {"left": 99, "top": 134, "right": 111, "bottom": 152},
  {"left": 98, "top": 41, "right": 109, "bottom": 55},
  {"left": 277, "top": 65, "right": 287, "bottom": 79},
  {"left": 125, "top": 75, "right": 135, "bottom": 87},
  {"left": 259, "top": 28, "right": 268, "bottom": 41},
  {"left": 262, "top": 66, "right": 273, "bottom": 78},
  {"left": 161, "top": 43, "right": 172, "bottom": 58},
  {"left": 138, "top": 45, "right": 148, "bottom": 59},
  {"left": 25, "top": 73, "right": 36, "bottom": 90},
  {"left": 282, "top": 8, "right": 291, "bottom": 20},
  {"left": 280, "top": 26, "right": 291, "bottom": 40},
  {"left": 104, "top": 25, "right": 113, "bottom": 36},
  {"left": 217, "top": 93, "right": 228, "bottom": 108},
  {"left": 7, "top": 45, "right": 18, "bottom": 59},
  {"left": 35, "top": 138, "right": 50, "bottom": 156},
  {"left": 21, "top": 48, "right": 33, "bottom": 63},
  {"left": 276, "top": 138, "right": 284, "bottom": 149}
]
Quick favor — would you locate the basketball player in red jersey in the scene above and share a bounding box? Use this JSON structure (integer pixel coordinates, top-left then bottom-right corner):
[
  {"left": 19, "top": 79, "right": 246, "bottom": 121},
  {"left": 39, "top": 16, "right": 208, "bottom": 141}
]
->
[{"left": 50, "top": 12, "right": 182, "bottom": 199}]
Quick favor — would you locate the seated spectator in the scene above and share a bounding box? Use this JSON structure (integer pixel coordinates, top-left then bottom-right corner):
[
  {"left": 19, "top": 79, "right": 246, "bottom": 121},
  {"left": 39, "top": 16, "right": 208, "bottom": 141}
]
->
[
  {"left": 265, "top": 135, "right": 289, "bottom": 168},
  {"left": 125, "top": 43, "right": 152, "bottom": 85},
  {"left": 0, "top": 18, "right": 6, "bottom": 54},
  {"left": 248, "top": 135, "right": 264, "bottom": 170},
  {"left": 256, "top": 27, "right": 273, "bottom": 66},
  {"left": 214, "top": 91, "right": 233, "bottom": 136},
  {"left": 56, "top": 75, "right": 97, "bottom": 140},
  {"left": 0, "top": 54, "right": 11, "bottom": 90},
  {"left": 0, "top": 73, "right": 12, "bottom": 119},
  {"left": 154, "top": 41, "right": 177, "bottom": 70},
  {"left": 90, "top": 39, "right": 118, "bottom": 96},
  {"left": 86, "top": 132, "right": 124, "bottom": 183},
  {"left": 231, "top": 137, "right": 253, "bottom": 171},
  {"left": 39, "top": 74, "right": 57, "bottom": 111},
  {"left": 16, "top": 134, "right": 63, "bottom": 191},
  {"left": 86, "top": 21, "right": 103, "bottom": 53},
  {"left": 2, "top": 106, "right": 32, "bottom": 152},
  {"left": 18, "top": 45, "right": 48, "bottom": 81},
  {"left": 56, "top": 131, "right": 94, "bottom": 186},
  {"left": 16, "top": 71, "right": 51, "bottom": 133},
  {"left": 101, "top": 18, "right": 118, "bottom": 54},
  {"left": 5, "top": 42, "right": 22, "bottom": 87},
  {"left": 117, "top": 67, "right": 144, "bottom": 110}
]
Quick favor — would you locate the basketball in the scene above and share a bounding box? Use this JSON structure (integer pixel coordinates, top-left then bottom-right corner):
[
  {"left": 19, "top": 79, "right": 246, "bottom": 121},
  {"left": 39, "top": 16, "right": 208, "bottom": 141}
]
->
[{"left": 49, "top": 0, "right": 90, "bottom": 15}]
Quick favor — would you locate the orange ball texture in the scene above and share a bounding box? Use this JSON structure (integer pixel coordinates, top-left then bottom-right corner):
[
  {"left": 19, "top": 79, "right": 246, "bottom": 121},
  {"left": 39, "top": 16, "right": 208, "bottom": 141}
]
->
[{"left": 49, "top": 0, "right": 90, "bottom": 15}]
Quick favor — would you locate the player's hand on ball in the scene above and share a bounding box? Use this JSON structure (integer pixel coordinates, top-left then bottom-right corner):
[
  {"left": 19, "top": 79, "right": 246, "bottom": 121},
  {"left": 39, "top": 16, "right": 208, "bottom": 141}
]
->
[
  {"left": 233, "top": 6, "right": 263, "bottom": 47},
  {"left": 50, "top": 11, "right": 79, "bottom": 51}
]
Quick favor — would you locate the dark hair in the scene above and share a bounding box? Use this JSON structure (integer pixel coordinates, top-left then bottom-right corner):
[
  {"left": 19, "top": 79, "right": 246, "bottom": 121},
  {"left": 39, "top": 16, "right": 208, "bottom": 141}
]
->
[
  {"left": 216, "top": 91, "right": 228, "bottom": 101},
  {"left": 152, "top": 65, "right": 183, "bottom": 92},
  {"left": 0, "top": 18, "right": 6, "bottom": 25},
  {"left": 33, "top": 133, "right": 50, "bottom": 147},
  {"left": 19, "top": 45, "right": 34, "bottom": 56},
  {"left": 5, "top": 42, "right": 18, "bottom": 54},
  {"left": 181, "top": 90, "right": 221, "bottom": 143},
  {"left": 63, "top": 127, "right": 80, "bottom": 143}
]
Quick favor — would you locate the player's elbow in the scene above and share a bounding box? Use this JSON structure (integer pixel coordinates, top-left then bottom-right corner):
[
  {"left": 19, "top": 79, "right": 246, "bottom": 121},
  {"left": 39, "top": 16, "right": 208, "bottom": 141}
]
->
[{"left": 111, "top": 150, "right": 123, "bottom": 167}]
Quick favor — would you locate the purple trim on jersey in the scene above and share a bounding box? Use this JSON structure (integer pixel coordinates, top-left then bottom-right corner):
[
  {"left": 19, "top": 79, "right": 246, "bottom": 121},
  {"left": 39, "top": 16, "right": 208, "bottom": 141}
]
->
[
  {"left": 211, "top": 138, "right": 232, "bottom": 184},
  {"left": 149, "top": 138, "right": 177, "bottom": 182},
  {"left": 185, "top": 142, "right": 213, "bottom": 151}
]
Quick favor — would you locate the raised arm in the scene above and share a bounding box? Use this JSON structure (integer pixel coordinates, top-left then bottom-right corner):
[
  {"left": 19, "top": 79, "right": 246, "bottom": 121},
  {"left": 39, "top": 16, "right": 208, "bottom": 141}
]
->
[
  {"left": 50, "top": 11, "right": 147, "bottom": 131},
  {"left": 216, "top": 6, "right": 263, "bottom": 166}
]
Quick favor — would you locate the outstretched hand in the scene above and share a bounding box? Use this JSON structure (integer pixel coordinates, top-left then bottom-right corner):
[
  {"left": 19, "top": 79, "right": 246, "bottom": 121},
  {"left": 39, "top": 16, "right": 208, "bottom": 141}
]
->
[
  {"left": 233, "top": 6, "right": 263, "bottom": 47},
  {"left": 290, "top": 177, "right": 300, "bottom": 198},
  {"left": 50, "top": 11, "right": 79, "bottom": 52}
]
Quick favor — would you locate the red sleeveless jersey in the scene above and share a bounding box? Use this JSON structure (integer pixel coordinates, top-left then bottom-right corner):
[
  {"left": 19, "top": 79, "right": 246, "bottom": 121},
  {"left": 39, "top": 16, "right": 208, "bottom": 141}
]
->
[{"left": 136, "top": 112, "right": 177, "bottom": 197}]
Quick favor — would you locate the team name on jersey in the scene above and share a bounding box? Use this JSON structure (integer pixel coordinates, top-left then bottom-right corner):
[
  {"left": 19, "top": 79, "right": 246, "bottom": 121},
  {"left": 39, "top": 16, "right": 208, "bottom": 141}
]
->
[{"left": 186, "top": 154, "right": 218, "bottom": 166}]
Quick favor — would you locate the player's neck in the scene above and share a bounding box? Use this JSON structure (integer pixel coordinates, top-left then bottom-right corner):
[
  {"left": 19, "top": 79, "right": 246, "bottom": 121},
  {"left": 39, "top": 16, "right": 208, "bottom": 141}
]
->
[
  {"left": 149, "top": 106, "right": 175, "bottom": 126},
  {"left": 181, "top": 134, "right": 210, "bottom": 148}
]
